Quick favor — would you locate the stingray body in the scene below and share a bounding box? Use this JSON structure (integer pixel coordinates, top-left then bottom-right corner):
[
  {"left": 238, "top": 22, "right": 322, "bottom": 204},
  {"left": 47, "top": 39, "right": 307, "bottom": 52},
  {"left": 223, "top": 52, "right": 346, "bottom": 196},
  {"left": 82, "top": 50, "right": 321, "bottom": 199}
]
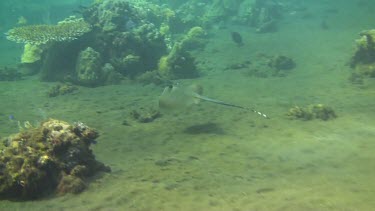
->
[{"left": 158, "top": 84, "right": 269, "bottom": 118}]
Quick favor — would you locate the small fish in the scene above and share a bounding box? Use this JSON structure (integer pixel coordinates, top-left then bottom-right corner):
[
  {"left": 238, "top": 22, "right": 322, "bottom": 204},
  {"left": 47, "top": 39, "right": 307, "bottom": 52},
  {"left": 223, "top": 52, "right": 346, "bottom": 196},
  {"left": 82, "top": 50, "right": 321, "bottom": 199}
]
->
[
  {"left": 231, "top": 32, "right": 244, "bottom": 46},
  {"left": 8, "top": 114, "right": 15, "bottom": 121}
]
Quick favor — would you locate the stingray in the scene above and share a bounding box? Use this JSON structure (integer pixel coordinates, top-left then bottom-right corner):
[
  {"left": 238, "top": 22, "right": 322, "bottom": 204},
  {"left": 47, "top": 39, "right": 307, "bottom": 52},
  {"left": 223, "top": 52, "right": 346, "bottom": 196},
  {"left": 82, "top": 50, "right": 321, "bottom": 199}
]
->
[{"left": 158, "top": 83, "right": 269, "bottom": 119}]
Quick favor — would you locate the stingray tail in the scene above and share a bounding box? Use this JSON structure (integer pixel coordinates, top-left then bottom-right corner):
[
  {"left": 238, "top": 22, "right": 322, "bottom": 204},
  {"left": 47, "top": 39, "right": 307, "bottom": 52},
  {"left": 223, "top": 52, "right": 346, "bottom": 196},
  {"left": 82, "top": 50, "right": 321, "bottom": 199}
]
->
[
  {"left": 246, "top": 108, "right": 270, "bottom": 119},
  {"left": 194, "top": 94, "right": 269, "bottom": 119}
]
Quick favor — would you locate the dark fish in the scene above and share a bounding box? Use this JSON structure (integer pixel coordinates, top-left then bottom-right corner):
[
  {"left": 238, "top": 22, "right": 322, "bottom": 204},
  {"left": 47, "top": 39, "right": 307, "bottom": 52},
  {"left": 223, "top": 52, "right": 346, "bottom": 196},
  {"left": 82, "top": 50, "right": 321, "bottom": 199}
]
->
[{"left": 231, "top": 32, "right": 244, "bottom": 46}]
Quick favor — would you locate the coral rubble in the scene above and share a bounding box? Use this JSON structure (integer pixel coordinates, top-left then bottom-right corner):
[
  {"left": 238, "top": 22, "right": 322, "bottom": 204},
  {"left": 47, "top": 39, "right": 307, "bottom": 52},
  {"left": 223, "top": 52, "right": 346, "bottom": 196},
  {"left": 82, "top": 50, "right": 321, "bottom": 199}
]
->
[{"left": 0, "top": 119, "right": 110, "bottom": 200}]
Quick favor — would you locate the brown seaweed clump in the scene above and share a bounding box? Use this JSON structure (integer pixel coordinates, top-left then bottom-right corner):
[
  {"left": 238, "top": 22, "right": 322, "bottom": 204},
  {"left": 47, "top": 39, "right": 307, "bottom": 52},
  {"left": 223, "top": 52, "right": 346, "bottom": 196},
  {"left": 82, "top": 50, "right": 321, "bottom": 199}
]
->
[
  {"left": 0, "top": 119, "right": 110, "bottom": 200},
  {"left": 287, "top": 104, "right": 336, "bottom": 121}
]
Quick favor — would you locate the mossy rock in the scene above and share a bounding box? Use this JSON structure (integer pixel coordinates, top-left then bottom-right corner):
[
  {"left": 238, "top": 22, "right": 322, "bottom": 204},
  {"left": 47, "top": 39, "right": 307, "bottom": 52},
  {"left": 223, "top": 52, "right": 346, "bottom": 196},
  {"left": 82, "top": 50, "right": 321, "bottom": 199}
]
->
[{"left": 0, "top": 119, "right": 110, "bottom": 200}]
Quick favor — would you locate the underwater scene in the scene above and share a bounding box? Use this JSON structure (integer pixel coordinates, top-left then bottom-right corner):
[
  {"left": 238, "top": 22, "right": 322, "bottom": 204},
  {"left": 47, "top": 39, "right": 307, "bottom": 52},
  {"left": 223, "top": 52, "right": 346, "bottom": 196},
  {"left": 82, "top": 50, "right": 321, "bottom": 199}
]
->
[{"left": 0, "top": 0, "right": 375, "bottom": 210}]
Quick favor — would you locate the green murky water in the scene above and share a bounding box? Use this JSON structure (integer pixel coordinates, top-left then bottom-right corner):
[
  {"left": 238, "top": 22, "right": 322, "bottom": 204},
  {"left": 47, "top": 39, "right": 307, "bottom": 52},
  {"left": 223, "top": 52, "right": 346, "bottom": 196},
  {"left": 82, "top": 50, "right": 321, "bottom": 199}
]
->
[{"left": 1, "top": 0, "right": 375, "bottom": 210}]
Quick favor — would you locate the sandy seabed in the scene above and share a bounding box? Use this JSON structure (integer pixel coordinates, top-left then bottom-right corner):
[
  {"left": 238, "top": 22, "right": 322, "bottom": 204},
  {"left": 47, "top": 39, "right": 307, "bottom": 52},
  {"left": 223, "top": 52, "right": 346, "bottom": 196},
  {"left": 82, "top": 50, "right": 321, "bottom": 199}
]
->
[{"left": 1, "top": 1, "right": 375, "bottom": 210}]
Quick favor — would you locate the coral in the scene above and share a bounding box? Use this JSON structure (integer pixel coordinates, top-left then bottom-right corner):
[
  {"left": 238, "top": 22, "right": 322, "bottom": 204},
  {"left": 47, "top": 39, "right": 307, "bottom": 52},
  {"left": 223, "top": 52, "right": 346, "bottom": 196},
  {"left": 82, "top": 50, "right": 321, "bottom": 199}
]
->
[
  {"left": 7, "top": 0, "right": 172, "bottom": 85},
  {"left": 287, "top": 104, "right": 336, "bottom": 121},
  {"left": 157, "top": 42, "right": 199, "bottom": 79},
  {"left": 0, "top": 119, "right": 110, "bottom": 200},
  {"left": 186, "top": 26, "right": 205, "bottom": 39},
  {"left": 350, "top": 29, "right": 375, "bottom": 78},
  {"left": 38, "top": 40, "right": 84, "bottom": 82},
  {"left": 159, "top": 23, "right": 170, "bottom": 36},
  {"left": 56, "top": 174, "right": 86, "bottom": 195},
  {"left": 6, "top": 17, "right": 91, "bottom": 45},
  {"left": 168, "top": 3, "right": 205, "bottom": 31},
  {"left": 180, "top": 26, "right": 207, "bottom": 50},
  {"left": 21, "top": 44, "right": 44, "bottom": 64},
  {"left": 352, "top": 30, "right": 375, "bottom": 64},
  {"left": 95, "top": 3, "right": 168, "bottom": 79},
  {"left": 246, "top": 0, "right": 282, "bottom": 33},
  {"left": 47, "top": 84, "right": 78, "bottom": 97},
  {"left": 136, "top": 70, "right": 165, "bottom": 85},
  {"left": 101, "top": 63, "right": 123, "bottom": 84},
  {"left": 204, "top": 0, "right": 243, "bottom": 24},
  {"left": 162, "top": 8, "right": 176, "bottom": 22},
  {"left": 157, "top": 55, "right": 170, "bottom": 76},
  {"left": 110, "top": 54, "right": 145, "bottom": 78},
  {"left": 286, "top": 106, "right": 312, "bottom": 120},
  {"left": 75, "top": 47, "right": 103, "bottom": 86},
  {"left": 82, "top": 0, "right": 143, "bottom": 32}
]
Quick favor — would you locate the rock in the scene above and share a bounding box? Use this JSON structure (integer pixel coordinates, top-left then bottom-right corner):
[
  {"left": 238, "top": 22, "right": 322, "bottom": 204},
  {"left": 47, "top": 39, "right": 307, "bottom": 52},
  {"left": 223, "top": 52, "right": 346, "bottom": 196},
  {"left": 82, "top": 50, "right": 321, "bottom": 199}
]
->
[
  {"left": 47, "top": 84, "right": 78, "bottom": 97},
  {"left": 268, "top": 55, "right": 296, "bottom": 71},
  {"left": 57, "top": 174, "right": 86, "bottom": 194},
  {"left": 0, "top": 119, "right": 110, "bottom": 200}
]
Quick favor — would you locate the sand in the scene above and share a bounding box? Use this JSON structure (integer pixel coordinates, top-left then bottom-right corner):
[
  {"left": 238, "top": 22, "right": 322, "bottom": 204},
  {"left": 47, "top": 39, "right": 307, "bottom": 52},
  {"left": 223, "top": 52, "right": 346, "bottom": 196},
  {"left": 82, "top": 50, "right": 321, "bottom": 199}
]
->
[{"left": 1, "top": 0, "right": 375, "bottom": 210}]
